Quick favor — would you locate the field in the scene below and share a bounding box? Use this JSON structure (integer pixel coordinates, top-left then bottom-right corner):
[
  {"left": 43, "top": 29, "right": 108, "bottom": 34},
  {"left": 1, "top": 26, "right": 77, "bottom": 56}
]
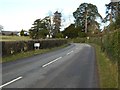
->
[{"left": 0, "top": 35, "right": 31, "bottom": 41}]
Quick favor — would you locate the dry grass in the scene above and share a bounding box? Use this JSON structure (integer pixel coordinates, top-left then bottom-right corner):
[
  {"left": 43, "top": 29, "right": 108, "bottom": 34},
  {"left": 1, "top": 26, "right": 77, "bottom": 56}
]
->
[{"left": 0, "top": 35, "right": 31, "bottom": 41}]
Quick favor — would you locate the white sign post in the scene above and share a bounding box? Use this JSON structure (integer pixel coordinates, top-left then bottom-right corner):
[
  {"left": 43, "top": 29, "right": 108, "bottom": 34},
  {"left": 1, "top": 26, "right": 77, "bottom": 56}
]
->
[
  {"left": 46, "top": 35, "right": 49, "bottom": 39},
  {"left": 50, "top": 35, "right": 52, "bottom": 38},
  {"left": 87, "top": 37, "right": 90, "bottom": 40},
  {"left": 65, "top": 36, "right": 68, "bottom": 39},
  {"left": 34, "top": 43, "right": 40, "bottom": 50}
]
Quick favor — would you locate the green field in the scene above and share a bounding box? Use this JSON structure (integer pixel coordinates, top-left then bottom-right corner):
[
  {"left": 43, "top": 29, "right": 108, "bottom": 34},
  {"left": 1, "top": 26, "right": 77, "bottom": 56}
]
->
[{"left": 0, "top": 35, "right": 31, "bottom": 41}]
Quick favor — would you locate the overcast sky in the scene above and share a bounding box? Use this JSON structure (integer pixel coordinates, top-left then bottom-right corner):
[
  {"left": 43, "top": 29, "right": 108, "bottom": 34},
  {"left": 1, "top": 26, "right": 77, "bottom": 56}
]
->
[{"left": 0, "top": 0, "right": 110, "bottom": 31}]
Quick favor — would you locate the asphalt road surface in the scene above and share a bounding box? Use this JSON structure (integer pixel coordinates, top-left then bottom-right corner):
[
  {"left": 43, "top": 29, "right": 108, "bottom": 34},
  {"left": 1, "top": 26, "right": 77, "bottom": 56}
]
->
[{"left": 1, "top": 43, "right": 99, "bottom": 88}]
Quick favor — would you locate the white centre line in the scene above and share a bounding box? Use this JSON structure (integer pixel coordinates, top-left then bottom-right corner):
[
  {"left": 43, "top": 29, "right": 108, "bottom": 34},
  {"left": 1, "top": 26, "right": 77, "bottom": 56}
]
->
[
  {"left": 76, "top": 48, "right": 78, "bottom": 50},
  {"left": 66, "top": 50, "right": 73, "bottom": 55},
  {"left": 66, "top": 53, "right": 70, "bottom": 55},
  {"left": 0, "top": 76, "right": 22, "bottom": 88},
  {"left": 42, "top": 57, "right": 62, "bottom": 67}
]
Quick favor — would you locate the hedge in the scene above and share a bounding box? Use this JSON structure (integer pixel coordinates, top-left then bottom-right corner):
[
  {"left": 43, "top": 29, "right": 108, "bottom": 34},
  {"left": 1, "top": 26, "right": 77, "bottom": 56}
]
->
[
  {"left": 70, "top": 30, "right": 120, "bottom": 63},
  {"left": 101, "top": 30, "right": 120, "bottom": 63},
  {"left": 2, "top": 39, "right": 67, "bottom": 57},
  {"left": 70, "top": 38, "right": 86, "bottom": 43},
  {"left": 87, "top": 30, "right": 120, "bottom": 63}
]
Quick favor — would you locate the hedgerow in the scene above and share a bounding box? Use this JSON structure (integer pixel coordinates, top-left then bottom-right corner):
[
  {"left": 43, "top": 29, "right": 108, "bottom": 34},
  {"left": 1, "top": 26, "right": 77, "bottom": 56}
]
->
[
  {"left": 100, "top": 30, "right": 119, "bottom": 63},
  {"left": 2, "top": 39, "right": 67, "bottom": 57}
]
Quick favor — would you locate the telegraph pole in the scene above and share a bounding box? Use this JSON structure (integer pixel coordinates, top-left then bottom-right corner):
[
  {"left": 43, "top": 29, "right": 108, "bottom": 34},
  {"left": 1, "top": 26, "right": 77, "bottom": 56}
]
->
[
  {"left": 0, "top": 25, "right": 3, "bottom": 32},
  {"left": 111, "top": 0, "right": 120, "bottom": 17},
  {"left": 85, "top": 8, "right": 88, "bottom": 33}
]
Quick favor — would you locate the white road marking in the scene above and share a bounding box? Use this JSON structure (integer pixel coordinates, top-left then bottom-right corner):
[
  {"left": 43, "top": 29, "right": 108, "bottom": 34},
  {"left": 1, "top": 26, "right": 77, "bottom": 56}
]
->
[
  {"left": 66, "top": 53, "right": 70, "bottom": 55},
  {"left": 0, "top": 76, "right": 22, "bottom": 88},
  {"left": 42, "top": 57, "right": 62, "bottom": 67},
  {"left": 66, "top": 50, "right": 74, "bottom": 55},
  {"left": 76, "top": 48, "right": 78, "bottom": 50}
]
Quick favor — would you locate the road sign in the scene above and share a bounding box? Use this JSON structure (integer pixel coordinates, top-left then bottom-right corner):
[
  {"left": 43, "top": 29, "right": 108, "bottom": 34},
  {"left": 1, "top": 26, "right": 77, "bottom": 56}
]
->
[{"left": 34, "top": 43, "right": 40, "bottom": 49}]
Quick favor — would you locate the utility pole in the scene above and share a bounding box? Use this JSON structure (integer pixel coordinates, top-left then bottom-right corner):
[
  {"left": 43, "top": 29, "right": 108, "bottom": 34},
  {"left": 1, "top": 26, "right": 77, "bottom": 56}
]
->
[
  {"left": 0, "top": 25, "right": 3, "bottom": 32},
  {"left": 85, "top": 7, "right": 88, "bottom": 33},
  {"left": 48, "top": 11, "right": 53, "bottom": 38},
  {"left": 49, "top": 16, "right": 52, "bottom": 36},
  {"left": 111, "top": 0, "right": 120, "bottom": 18}
]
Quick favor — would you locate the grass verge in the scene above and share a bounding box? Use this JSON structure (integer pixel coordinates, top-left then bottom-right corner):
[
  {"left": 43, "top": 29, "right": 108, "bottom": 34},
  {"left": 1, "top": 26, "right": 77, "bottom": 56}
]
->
[
  {"left": 0, "top": 36, "right": 31, "bottom": 41},
  {"left": 2, "top": 44, "right": 69, "bottom": 63},
  {"left": 92, "top": 44, "right": 118, "bottom": 88}
]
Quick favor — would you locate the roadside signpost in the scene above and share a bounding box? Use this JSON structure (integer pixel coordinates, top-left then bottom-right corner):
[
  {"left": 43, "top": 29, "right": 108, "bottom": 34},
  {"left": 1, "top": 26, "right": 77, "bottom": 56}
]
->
[{"left": 34, "top": 43, "right": 40, "bottom": 49}]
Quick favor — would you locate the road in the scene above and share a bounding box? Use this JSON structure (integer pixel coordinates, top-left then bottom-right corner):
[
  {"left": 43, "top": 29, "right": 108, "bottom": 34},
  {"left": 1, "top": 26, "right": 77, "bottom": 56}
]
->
[{"left": 1, "top": 43, "right": 99, "bottom": 88}]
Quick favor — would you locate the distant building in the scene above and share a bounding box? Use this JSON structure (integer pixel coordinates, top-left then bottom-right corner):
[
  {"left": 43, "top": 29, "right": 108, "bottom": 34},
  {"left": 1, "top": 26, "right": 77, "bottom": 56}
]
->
[
  {"left": 111, "top": 0, "right": 120, "bottom": 2},
  {"left": 0, "top": 30, "right": 29, "bottom": 36},
  {"left": 1, "top": 31, "right": 19, "bottom": 36},
  {"left": 17, "top": 31, "right": 29, "bottom": 36}
]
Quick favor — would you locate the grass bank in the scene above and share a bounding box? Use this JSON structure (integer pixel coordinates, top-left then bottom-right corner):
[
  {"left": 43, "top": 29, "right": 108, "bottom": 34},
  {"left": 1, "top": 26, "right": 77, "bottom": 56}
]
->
[
  {"left": 92, "top": 44, "right": 118, "bottom": 88},
  {"left": 0, "top": 36, "right": 31, "bottom": 41},
  {"left": 1, "top": 44, "right": 69, "bottom": 63}
]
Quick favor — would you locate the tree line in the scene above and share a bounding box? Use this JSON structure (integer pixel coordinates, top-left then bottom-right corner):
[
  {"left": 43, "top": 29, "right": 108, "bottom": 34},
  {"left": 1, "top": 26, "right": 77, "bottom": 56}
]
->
[
  {"left": 8, "top": 1, "right": 118, "bottom": 39},
  {"left": 28, "top": 11, "right": 62, "bottom": 39}
]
